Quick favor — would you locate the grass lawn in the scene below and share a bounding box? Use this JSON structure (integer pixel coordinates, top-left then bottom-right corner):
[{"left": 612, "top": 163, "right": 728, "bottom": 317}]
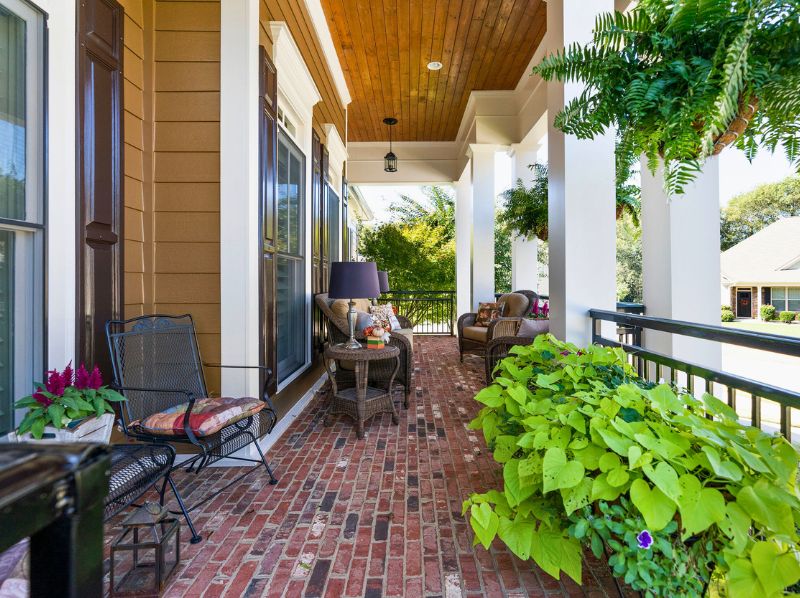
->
[{"left": 723, "top": 320, "right": 800, "bottom": 339}]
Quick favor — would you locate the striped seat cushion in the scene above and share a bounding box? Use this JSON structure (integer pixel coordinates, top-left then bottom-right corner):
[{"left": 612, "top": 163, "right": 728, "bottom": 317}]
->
[{"left": 138, "top": 396, "right": 265, "bottom": 437}]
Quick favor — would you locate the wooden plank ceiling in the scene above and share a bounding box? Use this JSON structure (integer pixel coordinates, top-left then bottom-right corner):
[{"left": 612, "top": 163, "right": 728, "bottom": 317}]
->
[{"left": 320, "top": 0, "right": 547, "bottom": 142}]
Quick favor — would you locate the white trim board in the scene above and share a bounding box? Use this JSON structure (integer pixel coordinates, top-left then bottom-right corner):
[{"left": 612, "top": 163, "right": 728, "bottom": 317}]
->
[{"left": 174, "top": 373, "right": 326, "bottom": 467}]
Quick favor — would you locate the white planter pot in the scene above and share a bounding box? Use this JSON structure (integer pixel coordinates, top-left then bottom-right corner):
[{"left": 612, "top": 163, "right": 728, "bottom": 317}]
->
[{"left": 8, "top": 413, "right": 115, "bottom": 444}]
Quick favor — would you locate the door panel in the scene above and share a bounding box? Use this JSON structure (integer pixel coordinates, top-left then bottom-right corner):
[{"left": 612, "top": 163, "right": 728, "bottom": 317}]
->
[
  {"left": 259, "top": 46, "right": 278, "bottom": 395},
  {"left": 76, "top": 0, "right": 124, "bottom": 376},
  {"left": 736, "top": 291, "right": 751, "bottom": 319}
]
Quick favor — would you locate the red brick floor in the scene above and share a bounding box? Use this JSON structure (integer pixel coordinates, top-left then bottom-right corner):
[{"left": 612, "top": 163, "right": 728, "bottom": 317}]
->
[{"left": 108, "top": 336, "right": 623, "bottom": 597}]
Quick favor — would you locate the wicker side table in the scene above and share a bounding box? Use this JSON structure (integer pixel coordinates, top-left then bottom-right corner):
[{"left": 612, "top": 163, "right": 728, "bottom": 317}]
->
[{"left": 323, "top": 343, "right": 400, "bottom": 439}]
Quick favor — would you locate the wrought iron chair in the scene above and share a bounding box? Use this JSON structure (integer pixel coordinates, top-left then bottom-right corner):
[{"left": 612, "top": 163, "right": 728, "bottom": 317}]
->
[{"left": 106, "top": 314, "right": 278, "bottom": 542}]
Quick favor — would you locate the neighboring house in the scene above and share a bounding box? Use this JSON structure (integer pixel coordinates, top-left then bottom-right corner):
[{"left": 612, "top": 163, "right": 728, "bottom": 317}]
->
[{"left": 721, "top": 217, "right": 800, "bottom": 319}]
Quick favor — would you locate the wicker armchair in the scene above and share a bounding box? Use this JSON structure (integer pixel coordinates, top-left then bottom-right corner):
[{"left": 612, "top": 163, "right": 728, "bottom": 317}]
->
[
  {"left": 457, "top": 291, "right": 535, "bottom": 362},
  {"left": 485, "top": 318, "right": 550, "bottom": 381},
  {"left": 315, "top": 294, "right": 414, "bottom": 407}
]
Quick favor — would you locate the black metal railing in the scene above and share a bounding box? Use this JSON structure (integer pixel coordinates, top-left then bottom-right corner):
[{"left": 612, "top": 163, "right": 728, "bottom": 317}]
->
[
  {"left": 590, "top": 309, "right": 800, "bottom": 441},
  {"left": 381, "top": 290, "right": 455, "bottom": 335}
]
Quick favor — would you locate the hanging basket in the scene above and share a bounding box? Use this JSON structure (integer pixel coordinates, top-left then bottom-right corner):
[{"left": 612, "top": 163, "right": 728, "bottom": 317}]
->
[{"left": 711, "top": 96, "right": 759, "bottom": 155}]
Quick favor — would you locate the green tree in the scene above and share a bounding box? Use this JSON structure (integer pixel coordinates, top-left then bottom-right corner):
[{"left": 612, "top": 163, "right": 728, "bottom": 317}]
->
[
  {"left": 616, "top": 214, "right": 642, "bottom": 303},
  {"left": 720, "top": 176, "right": 800, "bottom": 250},
  {"left": 358, "top": 186, "right": 455, "bottom": 291},
  {"left": 495, "top": 218, "right": 512, "bottom": 294}
]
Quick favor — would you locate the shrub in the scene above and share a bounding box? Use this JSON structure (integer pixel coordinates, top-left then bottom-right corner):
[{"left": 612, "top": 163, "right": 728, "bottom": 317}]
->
[
  {"left": 779, "top": 311, "right": 797, "bottom": 323},
  {"left": 465, "top": 335, "right": 800, "bottom": 597},
  {"left": 760, "top": 304, "right": 777, "bottom": 321},
  {"left": 721, "top": 306, "right": 735, "bottom": 323}
]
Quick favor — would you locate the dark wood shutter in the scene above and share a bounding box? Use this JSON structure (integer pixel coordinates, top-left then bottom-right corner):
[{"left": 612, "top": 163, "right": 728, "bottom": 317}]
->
[
  {"left": 259, "top": 46, "right": 278, "bottom": 395},
  {"left": 310, "top": 133, "right": 324, "bottom": 358},
  {"left": 320, "top": 146, "right": 330, "bottom": 288},
  {"left": 76, "top": 0, "right": 124, "bottom": 376}
]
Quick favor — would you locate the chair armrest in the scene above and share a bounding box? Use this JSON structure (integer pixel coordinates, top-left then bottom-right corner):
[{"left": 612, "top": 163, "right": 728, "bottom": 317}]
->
[
  {"left": 395, "top": 315, "right": 413, "bottom": 329},
  {"left": 485, "top": 335, "right": 534, "bottom": 381},
  {"left": 113, "top": 385, "right": 195, "bottom": 400},
  {"left": 457, "top": 313, "right": 477, "bottom": 335},
  {"left": 488, "top": 317, "right": 522, "bottom": 340}
]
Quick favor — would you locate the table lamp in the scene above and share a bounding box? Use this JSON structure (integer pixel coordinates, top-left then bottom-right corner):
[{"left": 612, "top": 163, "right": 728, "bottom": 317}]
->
[
  {"left": 328, "top": 261, "right": 381, "bottom": 349},
  {"left": 377, "top": 271, "right": 390, "bottom": 294}
]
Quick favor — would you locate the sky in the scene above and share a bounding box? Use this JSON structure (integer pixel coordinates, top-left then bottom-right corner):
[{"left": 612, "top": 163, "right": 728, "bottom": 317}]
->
[{"left": 357, "top": 145, "right": 796, "bottom": 224}]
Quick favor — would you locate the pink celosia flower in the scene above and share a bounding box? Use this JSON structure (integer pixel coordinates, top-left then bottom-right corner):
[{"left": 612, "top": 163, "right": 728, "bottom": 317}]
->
[
  {"left": 542, "top": 301, "right": 549, "bottom": 317},
  {"left": 88, "top": 366, "right": 103, "bottom": 390},
  {"left": 45, "top": 369, "right": 66, "bottom": 396},
  {"left": 33, "top": 389, "right": 53, "bottom": 407},
  {"left": 61, "top": 362, "right": 73, "bottom": 387},
  {"left": 74, "top": 364, "right": 91, "bottom": 389}
]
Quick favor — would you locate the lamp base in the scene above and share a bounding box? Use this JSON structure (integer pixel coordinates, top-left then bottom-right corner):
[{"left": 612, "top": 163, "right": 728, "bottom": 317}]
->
[{"left": 336, "top": 338, "right": 363, "bottom": 350}]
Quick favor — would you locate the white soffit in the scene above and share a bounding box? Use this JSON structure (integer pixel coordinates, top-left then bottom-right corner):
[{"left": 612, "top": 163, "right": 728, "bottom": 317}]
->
[
  {"left": 269, "top": 22, "right": 322, "bottom": 117},
  {"left": 302, "top": 0, "right": 352, "bottom": 107}
]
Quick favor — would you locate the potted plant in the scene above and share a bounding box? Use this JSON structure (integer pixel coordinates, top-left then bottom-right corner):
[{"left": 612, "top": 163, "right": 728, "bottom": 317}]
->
[
  {"left": 532, "top": 0, "right": 800, "bottom": 195},
  {"left": 464, "top": 335, "right": 800, "bottom": 596},
  {"left": 11, "top": 363, "right": 125, "bottom": 442},
  {"left": 499, "top": 156, "right": 640, "bottom": 241}
]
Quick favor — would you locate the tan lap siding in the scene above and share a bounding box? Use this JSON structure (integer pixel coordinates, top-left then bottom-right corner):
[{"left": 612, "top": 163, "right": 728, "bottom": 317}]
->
[
  {"left": 120, "top": 0, "right": 146, "bottom": 318},
  {"left": 153, "top": 0, "right": 222, "bottom": 393}
]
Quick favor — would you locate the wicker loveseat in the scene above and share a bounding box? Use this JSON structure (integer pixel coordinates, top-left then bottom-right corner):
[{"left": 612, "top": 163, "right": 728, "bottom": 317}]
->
[
  {"left": 457, "top": 291, "right": 537, "bottom": 362},
  {"left": 315, "top": 294, "right": 414, "bottom": 407}
]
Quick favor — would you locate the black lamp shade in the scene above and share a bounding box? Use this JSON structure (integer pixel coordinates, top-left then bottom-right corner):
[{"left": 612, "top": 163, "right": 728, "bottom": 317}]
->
[
  {"left": 377, "top": 271, "right": 390, "bottom": 294},
  {"left": 384, "top": 151, "right": 397, "bottom": 173},
  {"left": 328, "top": 261, "right": 380, "bottom": 299}
]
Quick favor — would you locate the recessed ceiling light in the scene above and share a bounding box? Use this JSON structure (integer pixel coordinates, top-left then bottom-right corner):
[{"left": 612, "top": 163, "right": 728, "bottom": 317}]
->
[{"left": 427, "top": 61, "right": 443, "bottom": 71}]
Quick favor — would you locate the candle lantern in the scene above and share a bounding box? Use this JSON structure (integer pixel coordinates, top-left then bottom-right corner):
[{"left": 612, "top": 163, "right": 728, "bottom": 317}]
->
[{"left": 110, "top": 502, "right": 180, "bottom": 597}]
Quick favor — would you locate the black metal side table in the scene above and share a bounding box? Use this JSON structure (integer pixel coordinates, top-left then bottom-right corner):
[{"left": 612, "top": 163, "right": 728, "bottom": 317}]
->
[{"left": 323, "top": 343, "right": 400, "bottom": 438}]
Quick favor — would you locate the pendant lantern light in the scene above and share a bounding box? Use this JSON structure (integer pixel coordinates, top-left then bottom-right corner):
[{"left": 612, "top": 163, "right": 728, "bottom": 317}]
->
[{"left": 383, "top": 117, "right": 398, "bottom": 173}]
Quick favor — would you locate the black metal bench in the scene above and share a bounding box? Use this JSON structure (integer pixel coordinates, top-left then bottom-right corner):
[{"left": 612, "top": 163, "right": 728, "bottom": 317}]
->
[{"left": 104, "top": 443, "right": 201, "bottom": 544}]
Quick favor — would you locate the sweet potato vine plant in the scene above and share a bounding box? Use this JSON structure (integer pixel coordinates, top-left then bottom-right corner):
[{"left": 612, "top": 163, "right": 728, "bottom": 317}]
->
[{"left": 463, "top": 335, "right": 800, "bottom": 597}]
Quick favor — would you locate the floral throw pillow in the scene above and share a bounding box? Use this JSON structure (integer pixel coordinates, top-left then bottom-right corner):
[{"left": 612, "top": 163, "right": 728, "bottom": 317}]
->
[
  {"left": 370, "top": 304, "right": 400, "bottom": 331},
  {"left": 475, "top": 302, "right": 500, "bottom": 327}
]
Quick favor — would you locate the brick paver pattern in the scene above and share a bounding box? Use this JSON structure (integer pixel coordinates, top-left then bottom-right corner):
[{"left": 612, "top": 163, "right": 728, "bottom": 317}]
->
[{"left": 110, "top": 336, "right": 624, "bottom": 597}]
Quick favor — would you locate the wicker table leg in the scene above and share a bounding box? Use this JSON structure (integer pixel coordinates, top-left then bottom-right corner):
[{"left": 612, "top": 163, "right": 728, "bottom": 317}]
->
[{"left": 355, "top": 360, "right": 368, "bottom": 439}]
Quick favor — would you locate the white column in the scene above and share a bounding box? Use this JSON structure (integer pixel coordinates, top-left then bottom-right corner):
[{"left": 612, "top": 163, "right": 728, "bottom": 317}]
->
[
  {"left": 220, "top": 0, "right": 260, "bottom": 397},
  {"left": 546, "top": 0, "right": 617, "bottom": 345},
  {"left": 510, "top": 143, "right": 541, "bottom": 292},
  {"left": 512, "top": 237, "right": 539, "bottom": 292},
  {"left": 470, "top": 145, "right": 499, "bottom": 308},
  {"left": 641, "top": 158, "right": 722, "bottom": 369},
  {"left": 41, "top": 0, "right": 77, "bottom": 368},
  {"left": 454, "top": 163, "right": 473, "bottom": 316}
]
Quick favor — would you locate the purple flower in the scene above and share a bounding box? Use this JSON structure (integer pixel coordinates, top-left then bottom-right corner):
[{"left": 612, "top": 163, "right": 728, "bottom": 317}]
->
[
  {"left": 636, "top": 530, "right": 653, "bottom": 550},
  {"left": 532, "top": 299, "right": 540, "bottom": 316},
  {"left": 74, "top": 364, "right": 91, "bottom": 389},
  {"left": 87, "top": 365, "right": 103, "bottom": 390}
]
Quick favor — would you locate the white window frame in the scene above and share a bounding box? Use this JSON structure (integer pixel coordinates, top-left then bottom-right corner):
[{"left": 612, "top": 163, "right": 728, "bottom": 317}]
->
[{"left": 0, "top": 0, "right": 45, "bottom": 435}]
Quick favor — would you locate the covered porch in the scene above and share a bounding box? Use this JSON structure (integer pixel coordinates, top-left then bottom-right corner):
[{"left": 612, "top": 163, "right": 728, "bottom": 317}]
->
[{"left": 1, "top": 0, "right": 799, "bottom": 596}]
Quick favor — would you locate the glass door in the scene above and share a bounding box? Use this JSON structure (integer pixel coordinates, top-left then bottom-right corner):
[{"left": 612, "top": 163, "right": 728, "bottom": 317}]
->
[{"left": 276, "top": 131, "right": 306, "bottom": 383}]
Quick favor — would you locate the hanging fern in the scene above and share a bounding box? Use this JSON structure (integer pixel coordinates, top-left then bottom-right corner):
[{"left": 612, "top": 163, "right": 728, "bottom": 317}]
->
[
  {"left": 532, "top": 0, "right": 800, "bottom": 195},
  {"left": 498, "top": 152, "right": 641, "bottom": 240}
]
